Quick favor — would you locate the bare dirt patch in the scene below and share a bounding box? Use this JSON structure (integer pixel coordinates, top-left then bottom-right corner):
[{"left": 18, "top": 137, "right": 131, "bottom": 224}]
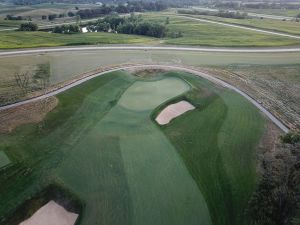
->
[
  {"left": 0, "top": 97, "right": 58, "bottom": 134},
  {"left": 126, "top": 67, "right": 169, "bottom": 78},
  {"left": 19, "top": 200, "right": 78, "bottom": 225},
  {"left": 156, "top": 100, "right": 195, "bottom": 125}
]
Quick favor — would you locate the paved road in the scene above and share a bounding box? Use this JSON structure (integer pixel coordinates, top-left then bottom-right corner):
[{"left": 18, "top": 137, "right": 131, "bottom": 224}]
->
[
  {"left": 0, "top": 64, "right": 289, "bottom": 133},
  {"left": 1, "top": 45, "right": 300, "bottom": 57},
  {"left": 192, "top": 7, "right": 294, "bottom": 20},
  {"left": 178, "top": 15, "right": 300, "bottom": 40}
]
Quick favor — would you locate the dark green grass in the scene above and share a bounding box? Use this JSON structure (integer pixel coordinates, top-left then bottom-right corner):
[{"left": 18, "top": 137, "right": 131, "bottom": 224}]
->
[{"left": 160, "top": 73, "right": 265, "bottom": 225}]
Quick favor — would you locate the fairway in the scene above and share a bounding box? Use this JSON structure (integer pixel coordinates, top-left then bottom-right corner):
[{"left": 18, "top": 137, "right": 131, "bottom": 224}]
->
[{"left": 0, "top": 70, "right": 267, "bottom": 225}]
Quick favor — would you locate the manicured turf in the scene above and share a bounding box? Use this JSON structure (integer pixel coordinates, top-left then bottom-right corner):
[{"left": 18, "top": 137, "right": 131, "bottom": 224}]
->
[
  {"left": 161, "top": 74, "right": 265, "bottom": 225},
  {"left": 0, "top": 70, "right": 265, "bottom": 225}
]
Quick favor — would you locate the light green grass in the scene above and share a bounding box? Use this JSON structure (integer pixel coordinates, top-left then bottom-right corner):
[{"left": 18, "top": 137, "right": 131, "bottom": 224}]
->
[
  {"left": 0, "top": 70, "right": 266, "bottom": 225},
  {"left": 118, "top": 77, "right": 190, "bottom": 111},
  {"left": 179, "top": 13, "right": 300, "bottom": 35}
]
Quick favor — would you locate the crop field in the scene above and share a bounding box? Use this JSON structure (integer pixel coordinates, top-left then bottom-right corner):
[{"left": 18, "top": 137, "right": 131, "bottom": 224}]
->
[
  {"left": 0, "top": 69, "right": 268, "bottom": 225},
  {"left": 177, "top": 13, "right": 300, "bottom": 35}
]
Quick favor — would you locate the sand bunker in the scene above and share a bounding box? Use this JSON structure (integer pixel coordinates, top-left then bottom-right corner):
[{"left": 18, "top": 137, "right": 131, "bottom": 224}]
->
[
  {"left": 155, "top": 100, "right": 195, "bottom": 125},
  {"left": 19, "top": 200, "right": 78, "bottom": 225}
]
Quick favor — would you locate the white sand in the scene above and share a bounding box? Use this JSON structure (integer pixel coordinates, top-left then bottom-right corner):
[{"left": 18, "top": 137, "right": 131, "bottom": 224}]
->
[
  {"left": 155, "top": 100, "right": 195, "bottom": 125},
  {"left": 19, "top": 201, "right": 78, "bottom": 225}
]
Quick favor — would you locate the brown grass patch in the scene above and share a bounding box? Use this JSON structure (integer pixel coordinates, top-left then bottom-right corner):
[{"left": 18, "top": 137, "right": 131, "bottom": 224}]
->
[{"left": 0, "top": 97, "right": 58, "bottom": 134}]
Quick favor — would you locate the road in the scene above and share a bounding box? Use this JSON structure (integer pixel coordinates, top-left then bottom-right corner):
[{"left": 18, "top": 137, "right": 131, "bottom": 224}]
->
[
  {"left": 0, "top": 64, "right": 289, "bottom": 133},
  {"left": 178, "top": 15, "right": 300, "bottom": 40},
  {"left": 192, "top": 7, "right": 294, "bottom": 20},
  {"left": 1, "top": 45, "right": 300, "bottom": 57}
]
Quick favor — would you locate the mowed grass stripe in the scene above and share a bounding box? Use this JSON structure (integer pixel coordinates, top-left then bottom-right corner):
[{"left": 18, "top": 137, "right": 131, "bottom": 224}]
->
[{"left": 162, "top": 73, "right": 265, "bottom": 225}]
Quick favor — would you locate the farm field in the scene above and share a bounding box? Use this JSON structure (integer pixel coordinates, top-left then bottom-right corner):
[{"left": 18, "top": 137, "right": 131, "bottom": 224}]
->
[
  {"left": 142, "top": 13, "right": 300, "bottom": 46},
  {"left": 1, "top": 13, "right": 300, "bottom": 49},
  {"left": 244, "top": 8, "right": 300, "bottom": 17},
  {"left": 0, "top": 69, "right": 268, "bottom": 225},
  {"left": 177, "top": 13, "right": 300, "bottom": 35}
]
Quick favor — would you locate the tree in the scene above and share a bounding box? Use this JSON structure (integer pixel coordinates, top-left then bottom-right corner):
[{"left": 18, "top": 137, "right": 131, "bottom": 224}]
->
[
  {"left": 48, "top": 14, "right": 57, "bottom": 21},
  {"left": 19, "top": 22, "right": 38, "bottom": 31},
  {"left": 68, "top": 11, "right": 75, "bottom": 17},
  {"left": 165, "top": 17, "right": 169, "bottom": 24}
]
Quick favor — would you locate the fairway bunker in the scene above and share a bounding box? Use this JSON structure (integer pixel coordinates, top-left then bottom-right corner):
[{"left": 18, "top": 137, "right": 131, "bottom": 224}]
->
[
  {"left": 155, "top": 100, "right": 195, "bottom": 125},
  {"left": 20, "top": 201, "right": 78, "bottom": 225}
]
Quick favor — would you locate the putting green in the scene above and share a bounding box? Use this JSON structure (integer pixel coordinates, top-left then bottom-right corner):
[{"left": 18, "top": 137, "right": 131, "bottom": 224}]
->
[
  {"left": 118, "top": 77, "right": 190, "bottom": 111},
  {"left": 0, "top": 70, "right": 266, "bottom": 225}
]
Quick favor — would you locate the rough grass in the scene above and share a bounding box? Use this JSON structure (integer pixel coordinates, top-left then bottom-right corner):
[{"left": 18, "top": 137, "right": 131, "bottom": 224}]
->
[
  {"left": 179, "top": 13, "right": 300, "bottom": 35},
  {"left": 0, "top": 31, "right": 158, "bottom": 49}
]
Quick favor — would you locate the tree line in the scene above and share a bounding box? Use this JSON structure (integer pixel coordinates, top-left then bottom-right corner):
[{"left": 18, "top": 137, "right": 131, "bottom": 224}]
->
[
  {"left": 247, "top": 130, "right": 300, "bottom": 225},
  {"left": 77, "top": 1, "right": 167, "bottom": 19},
  {"left": 178, "top": 9, "right": 248, "bottom": 19},
  {"left": 86, "top": 14, "right": 167, "bottom": 38}
]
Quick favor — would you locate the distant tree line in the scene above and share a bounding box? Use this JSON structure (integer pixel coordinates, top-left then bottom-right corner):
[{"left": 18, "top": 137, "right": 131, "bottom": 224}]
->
[
  {"left": 86, "top": 14, "right": 167, "bottom": 38},
  {"left": 178, "top": 9, "right": 248, "bottom": 19},
  {"left": 5, "top": 15, "right": 24, "bottom": 20},
  {"left": 18, "top": 22, "right": 38, "bottom": 31},
  {"left": 77, "top": 1, "right": 168, "bottom": 19},
  {"left": 53, "top": 24, "right": 81, "bottom": 34}
]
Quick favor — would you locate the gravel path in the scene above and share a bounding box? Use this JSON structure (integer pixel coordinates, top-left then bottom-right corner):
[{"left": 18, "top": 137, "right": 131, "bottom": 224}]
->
[
  {"left": 0, "top": 64, "right": 289, "bottom": 133},
  {"left": 1, "top": 46, "right": 300, "bottom": 57}
]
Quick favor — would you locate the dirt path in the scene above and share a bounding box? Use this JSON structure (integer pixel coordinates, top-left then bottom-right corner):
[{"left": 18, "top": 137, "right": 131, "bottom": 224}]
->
[{"left": 0, "top": 64, "right": 289, "bottom": 133}]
